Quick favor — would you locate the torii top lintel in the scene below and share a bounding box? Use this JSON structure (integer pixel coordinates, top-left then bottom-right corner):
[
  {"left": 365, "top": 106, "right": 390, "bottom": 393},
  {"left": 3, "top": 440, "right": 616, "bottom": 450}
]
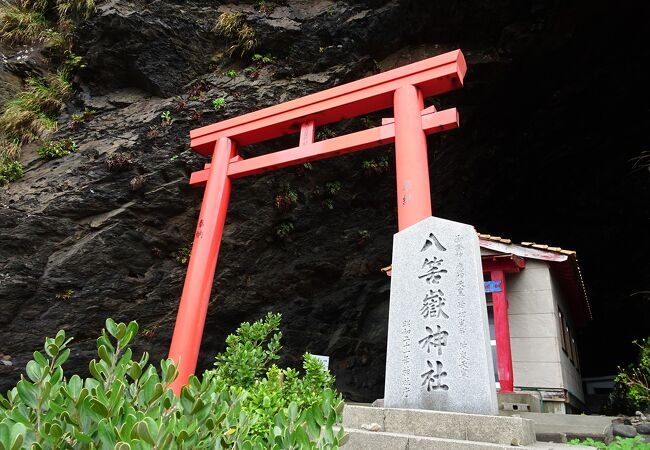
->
[{"left": 190, "top": 50, "right": 466, "bottom": 155}]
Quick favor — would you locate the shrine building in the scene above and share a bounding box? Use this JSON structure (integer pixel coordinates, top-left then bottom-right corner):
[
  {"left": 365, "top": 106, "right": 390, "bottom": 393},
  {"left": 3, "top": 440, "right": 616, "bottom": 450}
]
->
[{"left": 384, "top": 233, "right": 591, "bottom": 414}]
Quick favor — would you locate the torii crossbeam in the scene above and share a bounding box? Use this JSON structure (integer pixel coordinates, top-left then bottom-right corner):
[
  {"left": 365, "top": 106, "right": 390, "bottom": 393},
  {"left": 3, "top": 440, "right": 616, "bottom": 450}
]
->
[{"left": 168, "top": 50, "right": 467, "bottom": 394}]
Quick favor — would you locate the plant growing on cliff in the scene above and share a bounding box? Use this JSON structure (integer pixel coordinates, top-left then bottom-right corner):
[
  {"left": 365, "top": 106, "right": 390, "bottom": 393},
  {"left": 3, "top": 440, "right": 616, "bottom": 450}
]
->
[
  {"left": 160, "top": 110, "right": 173, "bottom": 126},
  {"left": 615, "top": 337, "right": 650, "bottom": 409},
  {"left": 175, "top": 245, "right": 191, "bottom": 265},
  {"left": 0, "top": 0, "right": 95, "bottom": 46},
  {"left": 212, "top": 97, "right": 226, "bottom": 111},
  {"left": 361, "top": 154, "right": 390, "bottom": 176},
  {"left": 0, "top": 139, "right": 23, "bottom": 182},
  {"left": 274, "top": 184, "right": 299, "bottom": 211},
  {"left": 0, "top": 159, "right": 24, "bottom": 184},
  {"left": 68, "top": 107, "right": 94, "bottom": 130},
  {"left": 0, "top": 316, "right": 345, "bottom": 448},
  {"left": 105, "top": 152, "right": 131, "bottom": 172},
  {"left": 0, "top": 5, "right": 48, "bottom": 44},
  {"left": 252, "top": 53, "right": 274, "bottom": 65},
  {"left": 36, "top": 137, "right": 77, "bottom": 158},
  {"left": 214, "top": 11, "right": 257, "bottom": 57},
  {"left": 275, "top": 221, "right": 294, "bottom": 240},
  {"left": 0, "top": 72, "right": 72, "bottom": 145}
]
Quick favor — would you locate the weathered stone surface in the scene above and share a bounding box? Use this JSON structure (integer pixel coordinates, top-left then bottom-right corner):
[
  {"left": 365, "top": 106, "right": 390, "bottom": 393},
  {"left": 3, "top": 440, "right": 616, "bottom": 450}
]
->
[
  {"left": 637, "top": 423, "right": 650, "bottom": 435},
  {"left": 384, "top": 216, "right": 497, "bottom": 414},
  {"left": 612, "top": 423, "right": 637, "bottom": 438}
]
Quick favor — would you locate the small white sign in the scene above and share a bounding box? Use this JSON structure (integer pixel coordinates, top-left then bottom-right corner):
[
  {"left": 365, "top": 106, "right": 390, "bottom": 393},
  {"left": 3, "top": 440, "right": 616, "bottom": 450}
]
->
[{"left": 313, "top": 355, "right": 330, "bottom": 369}]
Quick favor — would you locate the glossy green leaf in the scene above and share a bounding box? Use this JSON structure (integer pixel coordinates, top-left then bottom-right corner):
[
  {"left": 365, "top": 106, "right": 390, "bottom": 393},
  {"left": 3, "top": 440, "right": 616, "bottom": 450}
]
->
[
  {"left": 54, "top": 348, "right": 70, "bottom": 368},
  {"left": 16, "top": 379, "right": 38, "bottom": 409},
  {"left": 105, "top": 318, "right": 118, "bottom": 337},
  {"left": 32, "top": 351, "right": 47, "bottom": 367},
  {"left": 134, "top": 421, "right": 155, "bottom": 446}
]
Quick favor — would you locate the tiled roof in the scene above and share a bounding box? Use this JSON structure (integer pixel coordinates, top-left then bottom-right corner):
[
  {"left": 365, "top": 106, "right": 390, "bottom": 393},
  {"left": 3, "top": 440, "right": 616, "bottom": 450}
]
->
[
  {"left": 478, "top": 233, "right": 576, "bottom": 255},
  {"left": 478, "top": 233, "right": 590, "bottom": 324}
]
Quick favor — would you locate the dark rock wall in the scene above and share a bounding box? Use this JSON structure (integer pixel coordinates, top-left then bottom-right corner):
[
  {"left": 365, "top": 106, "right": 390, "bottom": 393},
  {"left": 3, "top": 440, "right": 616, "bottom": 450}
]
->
[{"left": 1, "top": 0, "right": 648, "bottom": 402}]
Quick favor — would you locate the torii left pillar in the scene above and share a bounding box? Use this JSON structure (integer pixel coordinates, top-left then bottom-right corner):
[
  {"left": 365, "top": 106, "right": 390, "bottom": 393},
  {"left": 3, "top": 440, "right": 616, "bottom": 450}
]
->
[{"left": 167, "top": 137, "right": 236, "bottom": 390}]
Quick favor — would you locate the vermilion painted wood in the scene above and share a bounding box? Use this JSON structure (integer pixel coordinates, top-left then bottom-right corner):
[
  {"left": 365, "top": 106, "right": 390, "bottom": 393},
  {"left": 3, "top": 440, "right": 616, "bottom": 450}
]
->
[
  {"left": 490, "top": 270, "right": 515, "bottom": 393},
  {"left": 168, "top": 137, "right": 236, "bottom": 395},
  {"left": 189, "top": 108, "right": 459, "bottom": 186},
  {"left": 190, "top": 50, "right": 466, "bottom": 154},
  {"left": 381, "top": 104, "right": 437, "bottom": 125},
  {"left": 299, "top": 120, "right": 315, "bottom": 146},
  {"left": 393, "top": 85, "right": 432, "bottom": 230},
  {"left": 481, "top": 255, "right": 525, "bottom": 273}
]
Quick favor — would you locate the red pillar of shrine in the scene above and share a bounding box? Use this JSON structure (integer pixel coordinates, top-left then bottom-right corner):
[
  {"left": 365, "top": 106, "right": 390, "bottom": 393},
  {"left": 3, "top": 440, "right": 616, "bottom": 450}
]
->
[
  {"left": 491, "top": 270, "right": 514, "bottom": 392},
  {"left": 393, "top": 85, "right": 432, "bottom": 231},
  {"left": 168, "top": 137, "right": 236, "bottom": 394}
]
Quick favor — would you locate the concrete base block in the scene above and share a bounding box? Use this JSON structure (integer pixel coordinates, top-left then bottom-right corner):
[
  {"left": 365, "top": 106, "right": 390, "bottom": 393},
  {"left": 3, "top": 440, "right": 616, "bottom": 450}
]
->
[
  {"left": 340, "top": 428, "right": 596, "bottom": 450},
  {"left": 344, "top": 405, "right": 536, "bottom": 446},
  {"left": 498, "top": 391, "right": 542, "bottom": 413},
  {"left": 499, "top": 411, "right": 614, "bottom": 435}
]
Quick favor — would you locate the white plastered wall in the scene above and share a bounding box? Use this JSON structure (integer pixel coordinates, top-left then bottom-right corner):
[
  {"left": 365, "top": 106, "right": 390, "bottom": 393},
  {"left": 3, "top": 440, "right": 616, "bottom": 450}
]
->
[
  {"left": 550, "top": 275, "right": 586, "bottom": 403},
  {"left": 506, "top": 260, "right": 564, "bottom": 389}
]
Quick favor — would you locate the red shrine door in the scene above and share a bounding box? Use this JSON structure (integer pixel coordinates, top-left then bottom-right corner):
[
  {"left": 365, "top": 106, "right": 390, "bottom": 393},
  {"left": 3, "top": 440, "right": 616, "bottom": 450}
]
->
[{"left": 168, "top": 50, "right": 467, "bottom": 394}]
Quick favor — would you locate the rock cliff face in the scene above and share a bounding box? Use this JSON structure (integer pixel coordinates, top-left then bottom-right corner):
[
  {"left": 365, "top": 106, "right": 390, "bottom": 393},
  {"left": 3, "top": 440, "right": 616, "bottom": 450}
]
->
[{"left": 1, "top": 0, "right": 649, "bottom": 401}]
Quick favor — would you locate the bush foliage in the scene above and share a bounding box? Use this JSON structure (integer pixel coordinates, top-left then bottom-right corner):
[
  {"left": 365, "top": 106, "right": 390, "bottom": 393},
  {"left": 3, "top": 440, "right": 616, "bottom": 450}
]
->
[
  {"left": 36, "top": 137, "right": 77, "bottom": 158},
  {"left": 569, "top": 436, "right": 650, "bottom": 449},
  {"left": 0, "top": 159, "right": 24, "bottom": 184},
  {"left": 615, "top": 337, "right": 650, "bottom": 410},
  {"left": 0, "top": 314, "right": 345, "bottom": 449}
]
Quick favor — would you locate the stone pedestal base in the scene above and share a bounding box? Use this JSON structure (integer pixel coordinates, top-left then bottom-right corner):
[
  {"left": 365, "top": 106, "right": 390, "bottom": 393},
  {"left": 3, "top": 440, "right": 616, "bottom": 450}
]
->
[{"left": 340, "top": 405, "right": 597, "bottom": 449}]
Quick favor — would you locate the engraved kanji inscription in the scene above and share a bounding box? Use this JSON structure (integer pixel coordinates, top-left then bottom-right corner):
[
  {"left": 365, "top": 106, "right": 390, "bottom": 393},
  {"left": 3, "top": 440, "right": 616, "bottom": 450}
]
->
[
  {"left": 420, "top": 360, "right": 449, "bottom": 391},
  {"left": 420, "top": 289, "right": 449, "bottom": 319},
  {"left": 420, "top": 233, "right": 447, "bottom": 252},
  {"left": 418, "top": 257, "right": 448, "bottom": 284},
  {"left": 418, "top": 325, "right": 449, "bottom": 356}
]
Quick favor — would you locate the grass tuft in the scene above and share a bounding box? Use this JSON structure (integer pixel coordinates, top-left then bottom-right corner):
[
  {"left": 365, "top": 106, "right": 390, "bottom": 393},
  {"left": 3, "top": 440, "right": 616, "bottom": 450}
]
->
[
  {"left": 0, "top": 71, "right": 72, "bottom": 144},
  {"left": 214, "top": 11, "right": 257, "bottom": 57},
  {"left": 0, "top": 4, "right": 48, "bottom": 44}
]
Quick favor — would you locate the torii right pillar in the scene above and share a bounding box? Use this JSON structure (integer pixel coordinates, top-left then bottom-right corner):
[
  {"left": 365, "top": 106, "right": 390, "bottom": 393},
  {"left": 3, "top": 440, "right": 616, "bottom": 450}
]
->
[{"left": 482, "top": 254, "right": 526, "bottom": 392}]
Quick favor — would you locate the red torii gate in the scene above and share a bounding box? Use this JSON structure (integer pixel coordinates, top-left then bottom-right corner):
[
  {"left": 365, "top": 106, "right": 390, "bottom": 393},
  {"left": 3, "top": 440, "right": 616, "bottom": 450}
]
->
[{"left": 168, "top": 50, "right": 467, "bottom": 394}]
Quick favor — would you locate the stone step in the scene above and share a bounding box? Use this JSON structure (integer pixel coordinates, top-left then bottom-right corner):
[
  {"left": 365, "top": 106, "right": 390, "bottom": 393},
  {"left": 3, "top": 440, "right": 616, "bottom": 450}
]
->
[
  {"left": 340, "top": 427, "right": 596, "bottom": 450},
  {"left": 344, "top": 404, "right": 536, "bottom": 446}
]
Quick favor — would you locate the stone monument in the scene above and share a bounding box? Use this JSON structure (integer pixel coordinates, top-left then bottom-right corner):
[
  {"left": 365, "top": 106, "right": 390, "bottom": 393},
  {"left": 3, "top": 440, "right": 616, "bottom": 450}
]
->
[{"left": 384, "top": 216, "right": 498, "bottom": 415}]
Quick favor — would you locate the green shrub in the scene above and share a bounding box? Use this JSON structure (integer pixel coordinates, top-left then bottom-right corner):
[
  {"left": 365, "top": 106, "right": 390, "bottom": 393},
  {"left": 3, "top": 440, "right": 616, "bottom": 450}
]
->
[
  {"left": 208, "top": 313, "right": 342, "bottom": 440},
  {"left": 0, "top": 315, "right": 345, "bottom": 449},
  {"left": 36, "top": 138, "right": 77, "bottom": 158},
  {"left": 0, "top": 159, "right": 24, "bottom": 183},
  {"left": 616, "top": 337, "right": 650, "bottom": 410},
  {"left": 569, "top": 436, "right": 650, "bottom": 449}
]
